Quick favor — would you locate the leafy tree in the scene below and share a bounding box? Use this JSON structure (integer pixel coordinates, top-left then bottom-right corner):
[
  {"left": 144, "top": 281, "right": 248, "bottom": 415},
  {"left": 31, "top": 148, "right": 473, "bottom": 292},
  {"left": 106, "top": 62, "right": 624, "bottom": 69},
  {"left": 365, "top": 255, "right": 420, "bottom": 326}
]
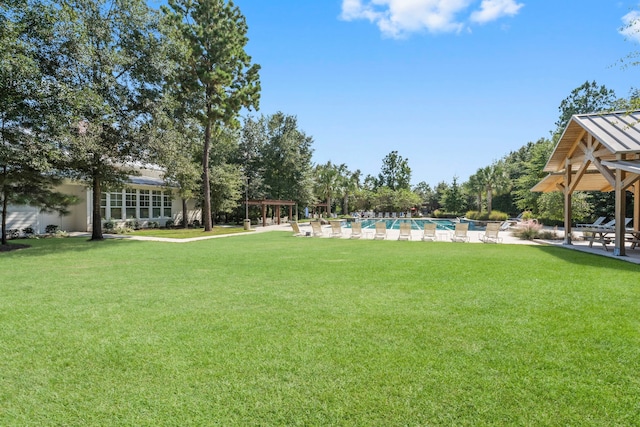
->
[
  {"left": 393, "top": 188, "right": 421, "bottom": 213},
  {"left": 55, "top": 0, "right": 163, "bottom": 240},
  {"left": 465, "top": 171, "right": 485, "bottom": 212},
  {"left": 537, "top": 191, "right": 591, "bottom": 223},
  {"left": 0, "top": 0, "right": 76, "bottom": 244},
  {"left": 147, "top": 97, "right": 201, "bottom": 227},
  {"left": 441, "top": 176, "right": 465, "bottom": 214},
  {"left": 512, "top": 138, "right": 553, "bottom": 214},
  {"left": 163, "top": 0, "right": 260, "bottom": 231},
  {"left": 378, "top": 151, "right": 411, "bottom": 191},
  {"left": 413, "top": 181, "right": 436, "bottom": 214},
  {"left": 554, "top": 81, "right": 616, "bottom": 140},
  {"left": 260, "top": 113, "right": 314, "bottom": 206}
]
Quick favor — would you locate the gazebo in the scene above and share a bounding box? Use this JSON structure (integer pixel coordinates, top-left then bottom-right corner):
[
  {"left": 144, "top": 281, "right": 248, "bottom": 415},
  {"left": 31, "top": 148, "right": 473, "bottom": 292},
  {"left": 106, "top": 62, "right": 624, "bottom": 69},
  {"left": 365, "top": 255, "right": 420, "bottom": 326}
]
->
[
  {"left": 246, "top": 199, "right": 297, "bottom": 227},
  {"left": 532, "top": 111, "right": 640, "bottom": 256}
]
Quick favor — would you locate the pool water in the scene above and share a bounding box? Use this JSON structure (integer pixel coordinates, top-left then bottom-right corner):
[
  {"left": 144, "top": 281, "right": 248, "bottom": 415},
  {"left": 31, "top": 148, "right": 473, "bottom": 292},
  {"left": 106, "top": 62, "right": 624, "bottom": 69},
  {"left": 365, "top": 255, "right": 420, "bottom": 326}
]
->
[{"left": 345, "top": 218, "right": 484, "bottom": 231}]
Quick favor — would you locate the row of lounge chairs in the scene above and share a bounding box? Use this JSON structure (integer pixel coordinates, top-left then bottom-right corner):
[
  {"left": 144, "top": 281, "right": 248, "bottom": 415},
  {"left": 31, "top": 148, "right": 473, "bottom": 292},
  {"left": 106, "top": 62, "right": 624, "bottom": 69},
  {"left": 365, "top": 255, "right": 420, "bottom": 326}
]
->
[{"left": 290, "top": 221, "right": 504, "bottom": 243}]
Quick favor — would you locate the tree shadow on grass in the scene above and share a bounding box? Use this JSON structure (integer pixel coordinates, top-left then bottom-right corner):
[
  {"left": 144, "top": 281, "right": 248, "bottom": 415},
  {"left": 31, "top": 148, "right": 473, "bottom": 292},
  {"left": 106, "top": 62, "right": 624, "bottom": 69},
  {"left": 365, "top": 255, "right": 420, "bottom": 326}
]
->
[
  {"left": 531, "top": 244, "right": 640, "bottom": 271},
  {"left": 0, "top": 236, "right": 143, "bottom": 258}
]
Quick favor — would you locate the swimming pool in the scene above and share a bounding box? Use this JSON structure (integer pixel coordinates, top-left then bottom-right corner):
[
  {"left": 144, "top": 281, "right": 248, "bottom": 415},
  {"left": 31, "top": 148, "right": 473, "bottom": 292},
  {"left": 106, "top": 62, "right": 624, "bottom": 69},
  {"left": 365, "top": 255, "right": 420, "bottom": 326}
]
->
[{"left": 344, "top": 218, "right": 484, "bottom": 231}]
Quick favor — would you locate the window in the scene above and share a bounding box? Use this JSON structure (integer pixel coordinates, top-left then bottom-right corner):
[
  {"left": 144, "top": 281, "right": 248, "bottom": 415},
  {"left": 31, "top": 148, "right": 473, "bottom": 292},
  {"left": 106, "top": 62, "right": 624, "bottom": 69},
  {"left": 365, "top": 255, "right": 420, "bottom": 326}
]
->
[
  {"left": 152, "top": 191, "right": 162, "bottom": 218},
  {"left": 110, "top": 191, "right": 123, "bottom": 220},
  {"left": 139, "top": 190, "right": 150, "bottom": 218},
  {"left": 100, "top": 193, "right": 107, "bottom": 219},
  {"left": 163, "top": 193, "right": 172, "bottom": 218},
  {"left": 125, "top": 189, "right": 137, "bottom": 219}
]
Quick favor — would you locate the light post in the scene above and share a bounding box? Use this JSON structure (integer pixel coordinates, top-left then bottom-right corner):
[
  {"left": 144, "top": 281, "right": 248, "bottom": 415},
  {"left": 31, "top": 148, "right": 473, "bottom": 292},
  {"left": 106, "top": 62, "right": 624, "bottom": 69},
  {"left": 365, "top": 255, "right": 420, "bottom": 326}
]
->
[{"left": 243, "top": 174, "right": 250, "bottom": 230}]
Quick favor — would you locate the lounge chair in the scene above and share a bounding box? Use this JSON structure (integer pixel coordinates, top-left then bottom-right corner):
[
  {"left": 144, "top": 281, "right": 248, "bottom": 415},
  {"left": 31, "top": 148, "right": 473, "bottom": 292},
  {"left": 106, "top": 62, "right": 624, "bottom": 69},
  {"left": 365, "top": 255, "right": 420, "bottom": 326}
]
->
[
  {"left": 576, "top": 216, "right": 607, "bottom": 228},
  {"left": 479, "top": 222, "right": 502, "bottom": 243},
  {"left": 310, "top": 221, "right": 324, "bottom": 237},
  {"left": 290, "top": 221, "right": 305, "bottom": 237},
  {"left": 451, "top": 222, "right": 469, "bottom": 242},
  {"left": 398, "top": 222, "right": 412, "bottom": 240},
  {"left": 350, "top": 222, "right": 363, "bottom": 239},
  {"left": 583, "top": 218, "right": 632, "bottom": 250},
  {"left": 330, "top": 221, "right": 343, "bottom": 238},
  {"left": 421, "top": 222, "right": 437, "bottom": 241},
  {"left": 374, "top": 222, "right": 386, "bottom": 240}
]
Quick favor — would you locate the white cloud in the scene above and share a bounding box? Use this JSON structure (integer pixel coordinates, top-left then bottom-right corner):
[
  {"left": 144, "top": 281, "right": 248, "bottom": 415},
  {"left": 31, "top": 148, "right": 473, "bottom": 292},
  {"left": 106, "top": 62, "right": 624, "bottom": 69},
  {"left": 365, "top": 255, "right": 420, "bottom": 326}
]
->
[
  {"left": 340, "top": 0, "right": 524, "bottom": 38},
  {"left": 620, "top": 10, "right": 640, "bottom": 43},
  {"left": 470, "top": 0, "right": 524, "bottom": 24}
]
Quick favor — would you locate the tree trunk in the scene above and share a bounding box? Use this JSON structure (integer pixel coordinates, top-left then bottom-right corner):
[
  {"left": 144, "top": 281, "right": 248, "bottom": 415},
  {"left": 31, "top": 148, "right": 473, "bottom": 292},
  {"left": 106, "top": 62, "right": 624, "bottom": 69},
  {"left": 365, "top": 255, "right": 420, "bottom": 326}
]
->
[
  {"left": 1, "top": 191, "right": 7, "bottom": 245},
  {"left": 182, "top": 198, "right": 188, "bottom": 228},
  {"left": 91, "top": 174, "right": 104, "bottom": 240},
  {"left": 486, "top": 188, "right": 493, "bottom": 215},
  {"left": 202, "top": 117, "right": 212, "bottom": 232}
]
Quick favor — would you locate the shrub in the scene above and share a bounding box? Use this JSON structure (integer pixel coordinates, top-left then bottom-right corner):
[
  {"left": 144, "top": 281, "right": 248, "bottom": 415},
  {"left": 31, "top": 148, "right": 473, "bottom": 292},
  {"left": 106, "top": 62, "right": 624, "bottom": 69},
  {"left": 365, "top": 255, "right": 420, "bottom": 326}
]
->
[
  {"left": 22, "top": 227, "right": 35, "bottom": 235},
  {"left": 148, "top": 221, "right": 159, "bottom": 229},
  {"left": 521, "top": 211, "right": 535, "bottom": 221},
  {"left": 45, "top": 224, "right": 59, "bottom": 234},
  {"left": 165, "top": 219, "right": 174, "bottom": 228},
  {"left": 433, "top": 210, "right": 459, "bottom": 218},
  {"left": 511, "top": 220, "right": 541, "bottom": 240},
  {"left": 191, "top": 219, "right": 201, "bottom": 228},
  {"left": 103, "top": 220, "right": 116, "bottom": 231},
  {"left": 488, "top": 210, "right": 508, "bottom": 221},
  {"left": 8, "top": 229, "right": 20, "bottom": 239}
]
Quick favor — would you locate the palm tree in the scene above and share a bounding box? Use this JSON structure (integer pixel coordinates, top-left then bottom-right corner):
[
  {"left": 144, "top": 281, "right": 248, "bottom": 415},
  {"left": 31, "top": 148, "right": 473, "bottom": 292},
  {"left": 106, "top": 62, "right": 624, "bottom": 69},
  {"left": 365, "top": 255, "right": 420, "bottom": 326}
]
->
[
  {"left": 482, "top": 161, "right": 509, "bottom": 214},
  {"left": 313, "top": 161, "right": 339, "bottom": 216},
  {"left": 466, "top": 171, "right": 486, "bottom": 213}
]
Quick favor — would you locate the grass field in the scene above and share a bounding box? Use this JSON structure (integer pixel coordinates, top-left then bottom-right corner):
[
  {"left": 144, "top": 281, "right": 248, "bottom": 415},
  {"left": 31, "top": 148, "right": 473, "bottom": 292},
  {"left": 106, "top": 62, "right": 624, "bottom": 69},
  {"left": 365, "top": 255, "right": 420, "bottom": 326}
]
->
[{"left": 1, "top": 233, "right": 639, "bottom": 425}]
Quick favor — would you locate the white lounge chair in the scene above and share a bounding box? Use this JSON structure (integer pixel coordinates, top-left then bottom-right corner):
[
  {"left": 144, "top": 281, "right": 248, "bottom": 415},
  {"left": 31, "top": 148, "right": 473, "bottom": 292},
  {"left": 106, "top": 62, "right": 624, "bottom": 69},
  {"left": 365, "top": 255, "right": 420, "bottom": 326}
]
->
[
  {"left": 310, "top": 221, "right": 324, "bottom": 237},
  {"left": 330, "top": 221, "right": 343, "bottom": 238},
  {"left": 576, "top": 217, "right": 607, "bottom": 228},
  {"left": 451, "top": 223, "right": 469, "bottom": 242},
  {"left": 479, "top": 222, "right": 502, "bottom": 243},
  {"left": 374, "top": 222, "right": 386, "bottom": 240},
  {"left": 350, "top": 222, "right": 363, "bottom": 239},
  {"left": 398, "top": 222, "right": 412, "bottom": 241},
  {"left": 421, "top": 222, "right": 437, "bottom": 241},
  {"left": 290, "top": 221, "right": 305, "bottom": 237}
]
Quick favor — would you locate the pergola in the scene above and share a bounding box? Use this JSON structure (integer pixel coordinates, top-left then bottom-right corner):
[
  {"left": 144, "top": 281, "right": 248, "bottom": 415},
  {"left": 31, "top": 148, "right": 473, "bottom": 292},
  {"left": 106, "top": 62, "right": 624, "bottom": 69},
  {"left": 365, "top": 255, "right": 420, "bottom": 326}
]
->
[
  {"left": 246, "top": 199, "right": 296, "bottom": 227},
  {"left": 532, "top": 111, "right": 640, "bottom": 256}
]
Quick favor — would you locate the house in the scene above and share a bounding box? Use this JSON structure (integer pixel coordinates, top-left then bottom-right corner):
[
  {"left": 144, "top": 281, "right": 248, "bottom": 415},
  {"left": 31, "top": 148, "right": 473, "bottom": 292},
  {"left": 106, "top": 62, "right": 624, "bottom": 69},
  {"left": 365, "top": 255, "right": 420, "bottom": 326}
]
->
[{"left": 3, "top": 166, "right": 201, "bottom": 235}]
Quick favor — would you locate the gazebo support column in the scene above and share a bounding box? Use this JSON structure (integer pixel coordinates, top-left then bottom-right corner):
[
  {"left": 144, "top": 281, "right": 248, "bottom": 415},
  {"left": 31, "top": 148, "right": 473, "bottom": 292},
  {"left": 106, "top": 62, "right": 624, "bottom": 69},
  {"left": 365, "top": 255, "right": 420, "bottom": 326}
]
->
[
  {"left": 635, "top": 183, "right": 640, "bottom": 233},
  {"left": 614, "top": 158, "right": 627, "bottom": 256},
  {"left": 563, "top": 161, "right": 572, "bottom": 245}
]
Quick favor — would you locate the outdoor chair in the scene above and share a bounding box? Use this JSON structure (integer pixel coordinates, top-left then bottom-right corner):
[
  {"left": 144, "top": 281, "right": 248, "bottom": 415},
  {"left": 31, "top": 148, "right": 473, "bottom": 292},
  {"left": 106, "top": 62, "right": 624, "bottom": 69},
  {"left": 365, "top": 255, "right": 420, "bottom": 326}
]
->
[
  {"left": 421, "top": 222, "right": 437, "bottom": 242},
  {"left": 330, "top": 221, "right": 343, "bottom": 238},
  {"left": 310, "top": 221, "right": 324, "bottom": 237},
  {"left": 451, "top": 222, "right": 470, "bottom": 243},
  {"left": 374, "top": 222, "right": 387, "bottom": 240},
  {"left": 290, "top": 221, "right": 305, "bottom": 237},
  {"left": 350, "top": 222, "right": 363, "bottom": 239},
  {"left": 576, "top": 217, "right": 607, "bottom": 228},
  {"left": 479, "top": 222, "right": 502, "bottom": 243},
  {"left": 398, "top": 222, "right": 412, "bottom": 241}
]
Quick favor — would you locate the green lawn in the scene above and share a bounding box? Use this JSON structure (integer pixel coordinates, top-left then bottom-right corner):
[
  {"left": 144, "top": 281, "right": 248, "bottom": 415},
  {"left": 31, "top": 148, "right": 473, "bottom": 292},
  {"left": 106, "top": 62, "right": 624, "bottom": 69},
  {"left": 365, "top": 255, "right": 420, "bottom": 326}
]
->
[{"left": 1, "top": 234, "right": 639, "bottom": 426}]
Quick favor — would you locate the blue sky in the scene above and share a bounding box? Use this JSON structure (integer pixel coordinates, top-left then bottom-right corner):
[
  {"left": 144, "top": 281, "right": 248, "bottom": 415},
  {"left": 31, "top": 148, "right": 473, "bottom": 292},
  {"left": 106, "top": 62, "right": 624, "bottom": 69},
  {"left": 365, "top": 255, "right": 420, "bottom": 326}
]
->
[{"left": 231, "top": 0, "right": 640, "bottom": 187}]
